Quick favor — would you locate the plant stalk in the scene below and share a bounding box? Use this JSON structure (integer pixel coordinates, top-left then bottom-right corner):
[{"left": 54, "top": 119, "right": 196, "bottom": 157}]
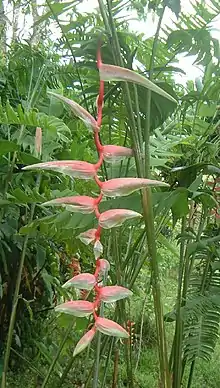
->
[
  {"left": 112, "top": 346, "right": 119, "bottom": 388},
  {"left": 41, "top": 320, "right": 74, "bottom": 388},
  {"left": 98, "top": 2, "right": 170, "bottom": 387},
  {"left": 142, "top": 5, "right": 170, "bottom": 387},
  {"left": 172, "top": 217, "right": 187, "bottom": 387},
  {"left": 92, "top": 271, "right": 107, "bottom": 388},
  {"left": 1, "top": 202, "right": 36, "bottom": 388}
]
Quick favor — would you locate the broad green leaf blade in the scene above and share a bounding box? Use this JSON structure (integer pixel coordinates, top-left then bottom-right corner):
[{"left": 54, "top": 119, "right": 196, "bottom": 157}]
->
[{"left": 0, "top": 140, "right": 19, "bottom": 156}]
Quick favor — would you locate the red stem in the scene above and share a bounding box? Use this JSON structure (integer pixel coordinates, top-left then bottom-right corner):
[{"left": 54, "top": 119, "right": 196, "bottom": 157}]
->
[
  {"left": 93, "top": 311, "right": 98, "bottom": 320},
  {"left": 95, "top": 226, "right": 102, "bottom": 240},
  {"left": 94, "top": 206, "right": 100, "bottom": 219},
  {"left": 94, "top": 193, "right": 103, "bottom": 205},
  {"left": 94, "top": 130, "right": 103, "bottom": 152},
  {"left": 97, "top": 41, "right": 102, "bottom": 69},
  {"left": 97, "top": 80, "right": 104, "bottom": 127},
  {"left": 94, "top": 259, "right": 101, "bottom": 278},
  {"left": 95, "top": 152, "right": 104, "bottom": 170},
  {"left": 94, "top": 174, "right": 103, "bottom": 188}
]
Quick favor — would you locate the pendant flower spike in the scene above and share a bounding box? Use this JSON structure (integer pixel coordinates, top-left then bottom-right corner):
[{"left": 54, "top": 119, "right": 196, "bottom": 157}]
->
[{"left": 25, "top": 43, "right": 170, "bottom": 357}]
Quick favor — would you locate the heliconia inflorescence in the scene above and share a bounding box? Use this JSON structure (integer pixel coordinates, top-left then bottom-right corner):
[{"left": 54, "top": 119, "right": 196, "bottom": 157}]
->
[{"left": 25, "top": 44, "right": 169, "bottom": 356}]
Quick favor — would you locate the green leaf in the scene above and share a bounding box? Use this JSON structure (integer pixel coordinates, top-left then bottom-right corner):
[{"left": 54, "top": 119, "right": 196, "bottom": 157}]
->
[
  {"left": 0, "top": 199, "right": 12, "bottom": 206},
  {"left": 158, "top": 234, "right": 179, "bottom": 258},
  {"left": 164, "top": 0, "right": 181, "bottom": 17},
  {"left": 18, "top": 152, "right": 41, "bottom": 165},
  {"left": 188, "top": 173, "right": 203, "bottom": 192},
  {"left": 33, "top": 1, "right": 76, "bottom": 27},
  {"left": 57, "top": 314, "right": 75, "bottom": 328},
  {"left": 171, "top": 189, "right": 189, "bottom": 225},
  {"left": 0, "top": 140, "right": 19, "bottom": 156},
  {"left": 187, "top": 241, "right": 207, "bottom": 256},
  {"left": 167, "top": 30, "right": 192, "bottom": 49},
  {"left": 36, "top": 246, "right": 46, "bottom": 272},
  {"left": 0, "top": 103, "right": 71, "bottom": 137},
  {"left": 75, "top": 317, "right": 89, "bottom": 332},
  {"left": 198, "top": 103, "right": 217, "bottom": 117},
  {"left": 9, "top": 188, "right": 45, "bottom": 204}
]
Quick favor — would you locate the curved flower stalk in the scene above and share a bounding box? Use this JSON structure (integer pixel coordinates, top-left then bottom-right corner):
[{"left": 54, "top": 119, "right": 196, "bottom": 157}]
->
[{"left": 23, "top": 45, "right": 168, "bottom": 357}]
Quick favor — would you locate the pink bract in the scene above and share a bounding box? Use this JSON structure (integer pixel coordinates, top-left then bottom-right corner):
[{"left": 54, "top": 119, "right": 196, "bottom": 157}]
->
[
  {"left": 102, "top": 145, "right": 133, "bottom": 163},
  {"left": 43, "top": 195, "right": 96, "bottom": 214},
  {"left": 77, "top": 229, "right": 97, "bottom": 245},
  {"left": 99, "top": 63, "right": 177, "bottom": 103},
  {"left": 95, "top": 317, "right": 129, "bottom": 338},
  {"left": 93, "top": 240, "right": 103, "bottom": 260},
  {"left": 98, "top": 259, "right": 110, "bottom": 274},
  {"left": 99, "top": 209, "right": 142, "bottom": 229},
  {"left": 55, "top": 300, "right": 94, "bottom": 317},
  {"left": 101, "top": 177, "right": 168, "bottom": 197},
  {"left": 23, "top": 160, "right": 97, "bottom": 179},
  {"left": 62, "top": 273, "right": 97, "bottom": 290},
  {"left": 48, "top": 92, "right": 99, "bottom": 132},
  {"left": 35, "top": 127, "right": 42, "bottom": 155},
  {"left": 73, "top": 327, "right": 96, "bottom": 357},
  {"left": 99, "top": 285, "right": 132, "bottom": 303}
]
